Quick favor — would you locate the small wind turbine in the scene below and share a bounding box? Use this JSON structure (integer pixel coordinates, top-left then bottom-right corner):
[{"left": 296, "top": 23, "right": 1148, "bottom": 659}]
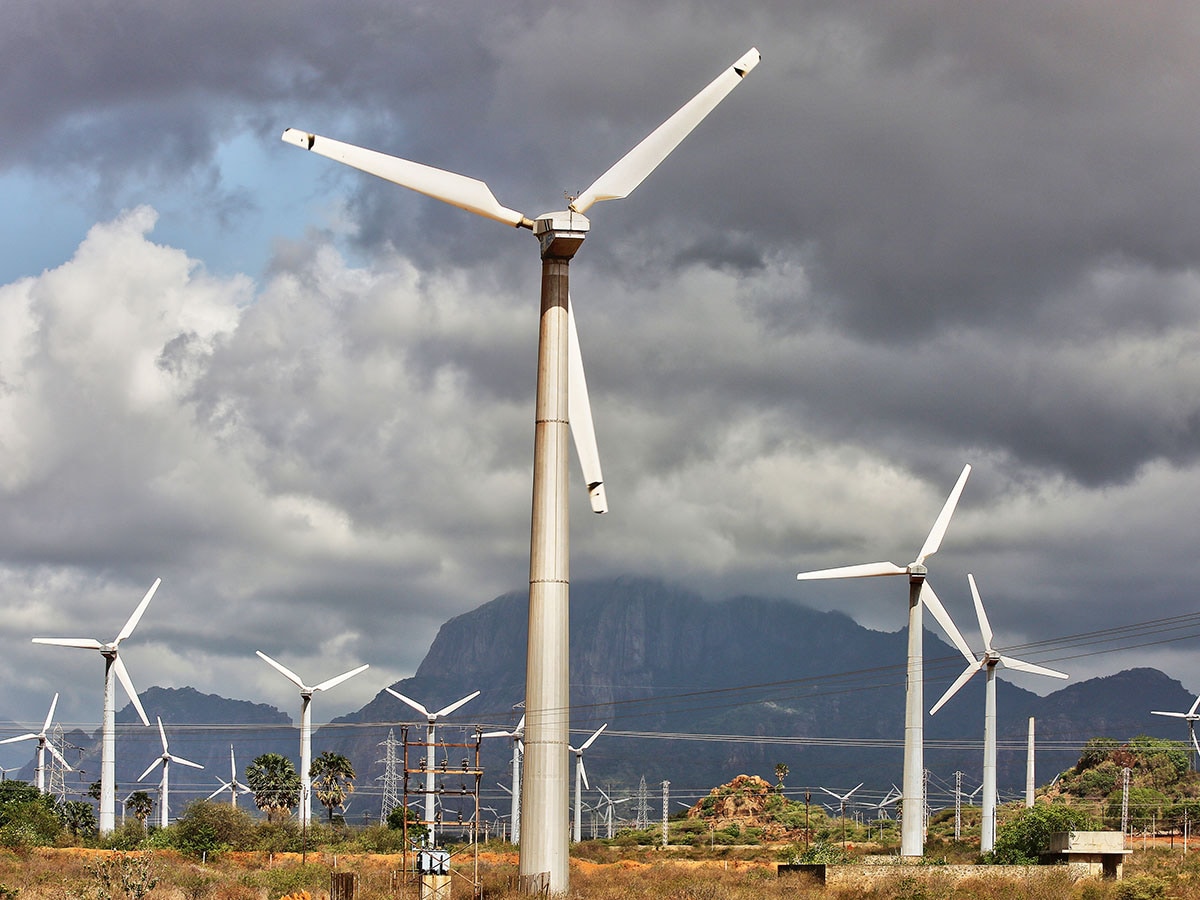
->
[
  {"left": 820, "top": 783, "right": 863, "bottom": 848},
  {"left": 32, "top": 578, "right": 159, "bottom": 834},
  {"left": 388, "top": 688, "right": 480, "bottom": 844},
  {"left": 928, "top": 573, "right": 1068, "bottom": 852},
  {"left": 482, "top": 715, "right": 524, "bottom": 843},
  {"left": 256, "top": 651, "right": 369, "bottom": 827},
  {"left": 206, "top": 744, "right": 252, "bottom": 808},
  {"left": 570, "top": 724, "right": 607, "bottom": 843},
  {"left": 283, "top": 48, "right": 759, "bottom": 892},
  {"left": 1151, "top": 695, "right": 1200, "bottom": 770},
  {"left": 138, "top": 717, "right": 204, "bottom": 829},
  {"left": 797, "top": 464, "right": 971, "bottom": 857},
  {"left": 0, "top": 693, "right": 74, "bottom": 793}
]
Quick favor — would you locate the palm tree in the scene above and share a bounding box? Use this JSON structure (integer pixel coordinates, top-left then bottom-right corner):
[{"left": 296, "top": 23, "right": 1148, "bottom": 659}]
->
[
  {"left": 310, "top": 751, "right": 356, "bottom": 823},
  {"left": 775, "top": 763, "right": 789, "bottom": 793},
  {"left": 125, "top": 790, "right": 154, "bottom": 828},
  {"left": 60, "top": 800, "right": 97, "bottom": 838},
  {"left": 245, "top": 753, "right": 300, "bottom": 823}
]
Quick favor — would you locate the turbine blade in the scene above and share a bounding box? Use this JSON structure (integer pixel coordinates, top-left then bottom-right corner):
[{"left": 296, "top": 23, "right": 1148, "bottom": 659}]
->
[
  {"left": 914, "top": 464, "right": 971, "bottom": 565},
  {"left": 139, "top": 759, "right": 163, "bottom": 782},
  {"left": 313, "top": 663, "right": 369, "bottom": 693},
  {"left": 481, "top": 730, "right": 511, "bottom": 739},
  {"left": 207, "top": 783, "right": 230, "bottom": 801},
  {"left": 171, "top": 755, "right": 204, "bottom": 770},
  {"left": 1193, "top": 725, "right": 1199, "bottom": 757},
  {"left": 113, "top": 656, "right": 150, "bottom": 726},
  {"left": 819, "top": 787, "right": 842, "bottom": 801},
  {"left": 1190, "top": 695, "right": 1200, "bottom": 717},
  {"left": 845, "top": 782, "right": 864, "bottom": 799},
  {"left": 432, "top": 690, "right": 481, "bottom": 718},
  {"left": 386, "top": 688, "right": 431, "bottom": 718},
  {"left": 281, "top": 129, "right": 530, "bottom": 228},
  {"left": 32, "top": 637, "right": 103, "bottom": 649},
  {"left": 797, "top": 561, "right": 907, "bottom": 581},
  {"left": 570, "top": 48, "right": 761, "bottom": 214},
  {"left": 42, "top": 693, "right": 59, "bottom": 735},
  {"left": 0, "top": 733, "right": 38, "bottom": 745},
  {"left": 998, "top": 656, "right": 1068, "bottom": 679},
  {"left": 567, "top": 300, "right": 607, "bottom": 514},
  {"left": 45, "top": 741, "right": 73, "bottom": 771},
  {"left": 156, "top": 717, "right": 169, "bottom": 753},
  {"left": 930, "top": 661, "right": 983, "bottom": 716},
  {"left": 579, "top": 757, "right": 589, "bottom": 791},
  {"left": 1151, "top": 711, "right": 1188, "bottom": 718},
  {"left": 964, "top": 574, "right": 994, "bottom": 655},
  {"left": 580, "top": 723, "right": 608, "bottom": 751},
  {"left": 116, "top": 578, "right": 161, "bottom": 642},
  {"left": 516, "top": 714, "right": 525, "bottom": 734},
  {"left": 256, "top": 651, "right": 307, "bottom": 689},
  {"left": 919, "top": 582, "right": 975, "bottom": 663}
]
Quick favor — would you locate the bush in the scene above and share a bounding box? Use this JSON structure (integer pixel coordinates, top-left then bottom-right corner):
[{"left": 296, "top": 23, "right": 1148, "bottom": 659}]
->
[
  {"left": 1114, "top": 875, "right": 1168, "bottom": 900},
  {"left": 990, "top": 802, "right": 1095, "bottom": 864}
]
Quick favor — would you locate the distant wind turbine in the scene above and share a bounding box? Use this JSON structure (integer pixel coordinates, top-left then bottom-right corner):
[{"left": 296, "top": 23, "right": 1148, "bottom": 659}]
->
[
  {"left": 570, "top": 724, "right": 607, "bottom": 843},
  {"left": 206, "top": 744, "right": 253, "bottom": 808},
  {"left": 928, "top": 573, "right": 1067, "bottom": 852},
  {"left": 820, "top": 782, "right": 864, "bottom": 848},
  {"left": 283, "top": 47, "right": 760, "bottom": 893},
  {"left": 797, "top": 465, "right": 971, "bottom": 857},
  {"left": 0, "top": 693, "right": 73, "bottom": 793},
  {"left": 388, "top": 688, "right": 479, "bottom": 845},
  {"left": 32, "top": 578, "right": 159, "bottom": 834},
  {"left": 1151, "top": 695, "right": 1200, "bottom": 770},
  {"left": 256, "top": 651, "right": 368, "bottom": 827},
  {"left": 483, "top": 715, "right": 524, "bottom": 844},
  {"left": 138, "top": 716, "right": 204, "bottom": 829}
]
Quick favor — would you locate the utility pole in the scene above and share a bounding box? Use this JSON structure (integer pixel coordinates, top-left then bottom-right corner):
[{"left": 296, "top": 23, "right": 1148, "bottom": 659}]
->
[
  {"left": 1121, "top": 767, "right": 1131, "bottom": 842},
  {"left": 922, "top": 768, "right": 930, "bottom": 837},
  {"left": 954, "top": 771, "right": 963, "bottom": 841},
  {"left": 661, "top": 781, "right": 670, "bottom": 848},
  {"left": 1025, "top": 717, "right": 1035, "bottom": 807}
]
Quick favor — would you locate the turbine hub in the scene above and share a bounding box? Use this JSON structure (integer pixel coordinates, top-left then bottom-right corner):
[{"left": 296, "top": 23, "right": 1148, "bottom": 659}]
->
[{"left": 534, "top": 210, "right": 590, "bottom": 260}]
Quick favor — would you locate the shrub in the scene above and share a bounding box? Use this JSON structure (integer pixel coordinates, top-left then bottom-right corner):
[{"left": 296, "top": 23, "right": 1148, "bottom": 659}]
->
[
  {"left": 1114, "top": 875, "right": 1167, "bottom": 900},
  {"left": 990, "top": 803, "right": 1095, "bottom": 864}
]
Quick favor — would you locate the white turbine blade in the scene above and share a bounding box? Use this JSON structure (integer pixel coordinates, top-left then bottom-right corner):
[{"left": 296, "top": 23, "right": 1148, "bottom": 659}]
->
[
  {"left": 432, "top": 689, "right": 481, "bottom": 718},
  {"left": 914, "top": 464, "right": 971, "bottom": 565},
  {"left": 41, "top": 693, "right": 59, "bottom": 735},
  {"left": 819, "top": 786, "right": 844, "bottom": 802},
  {"left": 170, "top": 754, "right": 205, "bottom": 770},
  {"left": 1190, "top": 696, "right": 1200, "bottom": 717},
  {"left": 845, "top": 782, "right": 864, "bottom": 800},
  {"left": 570, "top": 48, "right": 761, "bottom": 214},
  {"left": 156, "top": 717, "right": 169, "bottom": 753},
  {"left": 515, "top": 715, "right": 526, "bottom": 736},
  {"left": 113, "top": 656, "right": 150, "bottom": 726},
  {"left": 281, "top": 129, "right": 531, "bottom": 228},
  {"left": 0, "top": 733, "right": 37, "bottom": 745},
  {"left": 256, "top": 651, "right": 307, "bottom": 689},
  {"left": 797, "top": 561, "right": 909, "bottom": 581},
  {"left": 919, "top": 583, "right": 974, "bottom": 663},
  {"left": 580, "top": 723, "right": 608, "bottom": 751},
  {"left": 1193, "top": 727, "right": 1200, "bottom": 757},
  {"left": 967, "top": 574, "right": 995, "bottom": 653},
  {"left": 579, "top": 757, "right": 590, "bottom": 791},
  {"left": 998, "top": 656, "right": 1068, "bottom": 679},
  {"left": 139, "top": 758, "right": 164, "bottom": 782},
  {"left": 1152, "top": 711, "right": 1189, "bottom": 718},
  {"left": 930, "top": 660, "right": 983, "bottom": 716},
  {"left": 32, "top": 637, "right": 103, "bottom": 649},
  {"left": 207, "top": 782, "right": 231, "bottom": 801},
  {"left": 45, "top": 741, "right": 73, "bottom": 771},
  {"left": 386, "top": 688, "right": 431, "bottom": 718},
  {"left": 116, "top": 578, "right": 161, "bottom": 642},
  {"left": 567, "top": 300, "right": 607, "bottom": 514},
  {"left": 313, "top": 663, "right": 369, "bottom": 693},
  {"left": 482, "top": 729, "right": 512, "bottom": 739}
]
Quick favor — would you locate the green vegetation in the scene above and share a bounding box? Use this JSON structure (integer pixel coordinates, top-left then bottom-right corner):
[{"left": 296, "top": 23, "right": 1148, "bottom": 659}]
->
[
  {"left": 245, "top": 754, "right": 301, "bottom": 824},
  {"left": 308, "top": 752, "right": 355, "bottom": 823}
]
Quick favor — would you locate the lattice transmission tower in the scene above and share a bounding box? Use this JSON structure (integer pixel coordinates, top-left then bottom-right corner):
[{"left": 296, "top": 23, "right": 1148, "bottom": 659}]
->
[{"left": 377, "top": 728, "right": 403, "bottom": 824}]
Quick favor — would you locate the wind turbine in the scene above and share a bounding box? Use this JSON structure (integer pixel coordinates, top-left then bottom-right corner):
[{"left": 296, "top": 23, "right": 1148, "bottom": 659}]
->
[
  {"left": 1151, "top": 695, "right": 1200, "bottom": 770},
  {"left": 206, "top": 744, "right": 252, "bottom": 808},
  {"left": 283, "top": 47, "right": 759, "bottom": 892},
  {"left": 928, "top": 573, "right": 1068, "bottom": 852},
  {"left": 32, "top": 578, "right": 159, "bottom": 834},
  {"left": 570, "top": 724, "right": 607, "bottom": 843},
  {"left": 388, "top": 688, "right": 480, "bottom": 844},
  {"left": 256, "top": 651, "right": 369, "bottom": 827},
  {"left": 820, "top": 783, "right": 863, "bottom": 848},
  {"left": 797, "top": 464, "right": 971, "bottom": 857},
  {"left": 483, "top": 715, "right": 524, "bottom": 844},
  {"left": 138, "top": 716, "right": 204, "bottom": 829},
  {"left": 0, "top": 693, "right": 74, "bottom": 793}
]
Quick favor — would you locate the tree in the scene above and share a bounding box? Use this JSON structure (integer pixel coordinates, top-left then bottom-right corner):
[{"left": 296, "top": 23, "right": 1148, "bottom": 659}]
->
[
  {"left": 774, "top": 763, "right": 789, "bottom": 793},
  {"left": 125, "top": 791, "right": 154, "bottom": 827},
  {"left": 309, "top": 752, "right": 355, "bottom": 823},
  {"left": 991, "top": 802, "right": 1096, "bottom": 864},
  {"left": 386, "top": 804, "right": 427, "bottom": 843},
  {"left": 60, "top": 800, "right": 97, "bottom": 839},
  {"left": 172, "top": 800, "right": 254, "bottom": 857},
  {"left": 245, "top": 753, "right": 300, "bottom": 823}
]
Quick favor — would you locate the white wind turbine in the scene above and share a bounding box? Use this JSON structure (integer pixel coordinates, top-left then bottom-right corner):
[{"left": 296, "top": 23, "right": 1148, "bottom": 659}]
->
[
  {"left": 138, "top": 716, "right": 204, "bottom": 829},
  {"left": 1151, "top": 695, "right": 1200, "bottom": 770},
  {"left": 797, "top": 464, "right": 971, "bottom": 857},
  {"left": 0, "top": 693, "right": 73, "bottom": 793},
  {"left": 206, "top": 744, "right": 253, "bottom": 808},
  {"left": 283, "top": 48, "right": 759, "bottom": 892},
  {"left": 388, "top": 688, "right": 480, "bottom": 844},
  {"left": 32, "top": 578, "right": 159, "bottom": 834},
  {"left": 929, "top": 573, "right": 1068, "bottom": 852},
  {"left": 570, "top": 723, "right": 607, "bottom": 843},
  {"left": 483, "top": 715, "right": 524, "bottom": 844},
  {"left": 820, "top": 782, "right": 864, "bottom": 848},
  {"left": 256, "top": 651, "right": 369, "bottom": 827}
]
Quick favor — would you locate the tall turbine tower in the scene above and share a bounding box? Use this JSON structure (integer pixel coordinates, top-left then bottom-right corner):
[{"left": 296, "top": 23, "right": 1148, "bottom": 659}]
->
[
  {"left": 388, "top": 688, "right": 480, "bottom": 844},
  {"left": 138, "top": 717, "right": 204, "bottom": 828},
  {"left": 796, "top": 465, "right": 971, "bottom": 857},
  {"left": 928, "top": 573, "right": 1067, "bottom": 852},
  {"left": 256, "top": 651, "right": 368, "bottom": 827},
  {"left": 32, "top": 578, "right": 159, "bottom": 833},
  {"left": 570, "top": 724, "right": 607, "bottom": 843},
  {"left": 282, "top": 48, "right": 759, "bottom": 892},
  {"left": 483, "top": 715, "right": 525, "bottom": 844},
  {"left": 0, "top": 693, "right": 73, "bottom": 793}
]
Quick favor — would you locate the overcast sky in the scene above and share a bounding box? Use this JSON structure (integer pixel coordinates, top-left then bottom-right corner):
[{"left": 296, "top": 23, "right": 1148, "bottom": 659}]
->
[{"left": 2, "top": 0, "right": 1199, "bottom": 732}]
